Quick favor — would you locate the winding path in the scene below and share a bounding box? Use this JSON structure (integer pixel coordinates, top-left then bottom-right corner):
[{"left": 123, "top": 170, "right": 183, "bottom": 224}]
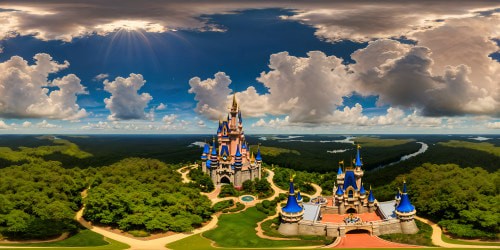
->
[{"left": 415, "top": 216, "right": 500, "bottom": 249}]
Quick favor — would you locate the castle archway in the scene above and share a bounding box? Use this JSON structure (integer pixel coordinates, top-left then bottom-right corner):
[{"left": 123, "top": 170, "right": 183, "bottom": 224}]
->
[
  {"left": 346, "top": 208, "right": 357, "bottom": 214},
  {"left": 220, "top": 176, "right": 231, "bottom": 184}
]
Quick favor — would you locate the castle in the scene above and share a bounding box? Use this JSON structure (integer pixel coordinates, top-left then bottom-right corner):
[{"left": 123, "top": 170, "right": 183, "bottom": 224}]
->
[
  {"left": 200, "top": 95, "right": 262, "bottom": 188},
  {"left": 279, "top": 145, "right": 418, "bottom": 237}
]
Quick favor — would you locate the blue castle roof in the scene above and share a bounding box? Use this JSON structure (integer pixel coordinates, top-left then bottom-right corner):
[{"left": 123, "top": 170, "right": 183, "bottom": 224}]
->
[
  {"left": 337, "top": 166, "right": 343, "bottom": 175},
  {"left": 360, "top": 183, "right": 366, "bottom": 195},
  {"left": 343, "top": 170, "right": 358, "bottom": 190},
  {"left": 217, "top": 122, "right": 222, "bottom": 133},
  {"left": 242, "top": 143, "right": 247, "bottom": 149},
  {"left": 255, "top": 147, "right": 262, "bottom": 161},
  {"left": 368, "top": 189, "right": 375, "bottom": 202},
  {"left": 396, "top": 181, "right": 415, "bottom": 213},
  {"left": 396, "top": 190, "right": 401, "bottom": 199},
  {"left": 238, "top": 110, "right": 242, "bottom": 123},
  {"left": 335, "top": 186, "right": 344, "bottom": 195},
  {"left": 220, "top": 145, "right": 230, "bottom": 157},
  {"left": 201, "top": 143, "right": 209, "bottom": 160},
  {"left": 235, "top": 146, "right": 242, "bottom": 157},
  {"left": 211, "top": 141, "right": 217, "bottom": 155},
  {"left": 282, "top": 180, "right": 303, "bottom": 213},
  {"left": 206, "top": 159, "right": 211, "bottom": 169},
  {"left": 355, "top": 146, "right": 362, "bottom": 167},
  {"left": 297, "top": 191, "right": 302, "bottom": 201}
]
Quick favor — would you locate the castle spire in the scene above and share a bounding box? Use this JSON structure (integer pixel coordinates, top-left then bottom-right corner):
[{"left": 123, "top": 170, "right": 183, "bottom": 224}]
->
[
  {"left": 255, "top": 145, "right": 262, "bottom": 162},
  {"left": 360, "top": 182, "right": 366, "bottom": 195},
  {"left": 232, "top": 93, "right": 238, "bottom": 108},
  {"left": 355, "top": 144, "right": 362, "bottom": 167},
  {"left": 368, "top": 185, "right": 375, "bottom": 202}
]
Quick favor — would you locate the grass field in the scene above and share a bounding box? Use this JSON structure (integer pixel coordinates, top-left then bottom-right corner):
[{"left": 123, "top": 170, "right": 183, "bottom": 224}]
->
[
  {"left": 202, "top": 206, "right": 324, "bottom": 248},
  {"left": 354, "top": 136, "right": 415, "bottom": 147},
  {"left": 379, "top": 220, "right": 434, "bottom": 246},
  {"left": 439, "top": 140, "right": 500, "bottom": 157},
  {"left": 0, "top": 231, "right": 129, "bottom": 250},
  {"left": 441, "top": 234, "right": 500, "bottom": 246}
]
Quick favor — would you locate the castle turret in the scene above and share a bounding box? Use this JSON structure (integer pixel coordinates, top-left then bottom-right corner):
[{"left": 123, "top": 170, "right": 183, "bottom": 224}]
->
[
  {"left": 278, "top": 178, "right": 304, "bottom": 235},
  {"left": 396, "top": 180, "right": 418, "bottom": 234},
  {"left": 210, "top": 139, "right": 218, "bottom": 165},
  {"left": 353, "top": 144, "right": 364, "bottom": 188},
  {"left": 201, "top": 143, "right": 210, "bottom": 173},
  {"left": 395, "top": 188, "right": 401, "bottom": 206},
  {"left": 234, "top": 145, "right": 242, "bottom": 168},
  {"left": 297, "top": 190, "right": 303, "bottom": 205},
  {"left": 367, "top": 186, "right": 376, "bottom": 212},
  {"left": 255, "top": 146, "right": 262, "bottom": 163}
]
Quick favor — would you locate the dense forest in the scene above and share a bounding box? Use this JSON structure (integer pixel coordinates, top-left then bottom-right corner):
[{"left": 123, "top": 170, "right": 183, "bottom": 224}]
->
[
  {"left": 0, "top": 160, "right": 86, "bottom": 239},
  {"left": 84, "top": 158, "right": 213, "bottom": 233},
  {"left": 376, "top": 163, "right": 499, "bottom": 239}
]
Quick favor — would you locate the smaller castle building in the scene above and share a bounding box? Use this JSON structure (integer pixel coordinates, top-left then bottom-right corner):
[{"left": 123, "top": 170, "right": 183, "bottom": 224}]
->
[
  {"left": 200, "top": 95, "right": 262, "bottom": 188},
  {"left": 278, "top": 145, "right": 418, "bottom": 237}
]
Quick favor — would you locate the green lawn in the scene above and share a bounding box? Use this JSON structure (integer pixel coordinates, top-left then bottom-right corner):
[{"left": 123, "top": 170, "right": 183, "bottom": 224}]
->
[
  {"left": 439, "top": 140, "right": 500, "bottom": 157},
  {"left": 202, "top": 206, "right": 324, "bottom": 248},
  {"left": 379, "top": 220, "right": 434, "bottom": 246},
  {"left": 441, "top": 233, "right": 500, "bottom": 246},
  {"left": 0, "top": 230, "right": 128, "bottom": 249}
]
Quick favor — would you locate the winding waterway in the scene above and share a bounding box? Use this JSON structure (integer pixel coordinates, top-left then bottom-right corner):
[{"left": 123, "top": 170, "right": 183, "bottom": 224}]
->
[{"left": 372, "top": 142, "right": 429, "bottom": 170}]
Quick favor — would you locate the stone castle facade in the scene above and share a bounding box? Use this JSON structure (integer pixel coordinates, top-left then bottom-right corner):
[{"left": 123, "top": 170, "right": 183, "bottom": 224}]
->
[
  {"left": 200, "top": 95, "right": 262, "bottom": 188},
  {"left": 278, "top": 145, "right": 418, "bottom": 237}
]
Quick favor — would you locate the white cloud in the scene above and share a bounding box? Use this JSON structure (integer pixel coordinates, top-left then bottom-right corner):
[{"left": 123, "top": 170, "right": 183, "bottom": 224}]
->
[
  {"left": 93, "top": 73, "right": 109, "bottom": 81},
  {"left": 486, "top": 122, "right": 500, "bottom": 129},
  {"left": 197, "top": 120, "right": 206, "bottom": 127},
  {"left": 0, "top": 53, "right": 88, "bottom": 120},
  {"left": 103, "top": 73, "right": 153, "bottom": 120},
  {"left": 188, "top": 72, "right": 232, "bottom": 120},
  {"left": 162, "top": 114, "right": 178, "bottom": 124},
  {"left": 22, "top": 121, "right": 32, "bottom": 128},
  {"left": 156, "top": 103, "right": 167, "bottom": 110},
  {"left": 0, "top": 120, "right": 11, "bottom": 129},
  {"left": 36, "top": 120, "right": 59, "bottom": 128},
  {"left": 352, "top": 39, "right": 499, "bottom": 117}
]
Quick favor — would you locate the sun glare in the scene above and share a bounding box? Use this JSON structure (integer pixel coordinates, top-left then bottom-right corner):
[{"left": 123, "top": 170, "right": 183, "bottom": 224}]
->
[{"left": 95, "top": 20, "right": 166, "bottom": 34}]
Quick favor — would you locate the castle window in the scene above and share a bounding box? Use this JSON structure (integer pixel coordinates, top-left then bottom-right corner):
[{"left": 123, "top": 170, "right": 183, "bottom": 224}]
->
[{"left": 348, "top": 190, "right": 354, "bottom": 198}]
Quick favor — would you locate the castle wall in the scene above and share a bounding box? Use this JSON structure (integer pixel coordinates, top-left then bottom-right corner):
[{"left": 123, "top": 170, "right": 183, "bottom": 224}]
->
[
  {"left": 297, "top": 221, "right": 327, "bottom": 236},
  {"left": 294, "top": 219, "right": 407, "bottom": 238},
  {"left": 278, "top": 222, "right": 299, "bottom": 235},
  {"left": 400, "top": 220, "right": 419, "bottom": 234}
]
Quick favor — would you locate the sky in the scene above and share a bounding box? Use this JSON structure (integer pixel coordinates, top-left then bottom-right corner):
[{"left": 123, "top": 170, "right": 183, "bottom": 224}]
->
[{"left": 0, "top": 0, "right": 499, "bottom": 134}]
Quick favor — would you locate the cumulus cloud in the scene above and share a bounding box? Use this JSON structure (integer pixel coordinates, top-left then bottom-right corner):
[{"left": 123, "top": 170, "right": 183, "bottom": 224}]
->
[
  {"left": 0, "top": 53, "right": 88, "bottom": 120},
  {"left": 156, "top": 103, "right": 167, "bottom": 110},
  {"left": 352, "top": 39, "right": 499, "bottom": 117},
  {"left": 36, "top": 120, "right": 60, "bottom": 128},
  {"left": 93, "top": 73, "right": 109, "bottom": 81},
  {"left": 103, "top": 73, "right": 153, "bottom": 120},
  {"left": 22, "top": 121, "right": 32, "bottom": 128},
  {"left": 486, "top": 122, "right": 500, "bottom": 129},
  {"left": 188, "top": 72, "right": 232, "bottom": 120},
  {"left": 0, "top": 120, "right": 11, "bottom": 129},
  {"left": 162, "top": 114, "right": 178, "bottom": 124}
]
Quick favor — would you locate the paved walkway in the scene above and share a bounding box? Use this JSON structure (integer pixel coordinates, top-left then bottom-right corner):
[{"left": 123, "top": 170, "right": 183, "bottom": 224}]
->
[
  {"left": 415, "top": 216, "right": 500, "bottom": 249},
  {"left": 309, "top": 183, "right": 322, "bottom": 198},
  {"left": 333, "top": 233, "right": 419, "bottom": 248}
]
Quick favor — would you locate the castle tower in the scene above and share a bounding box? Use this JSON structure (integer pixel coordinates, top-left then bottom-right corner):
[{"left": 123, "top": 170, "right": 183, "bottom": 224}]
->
[
  {"left": 353, "top": 144, "right": 364, "bottom": 188},
  {"left": 278, "top": 178, "right": 304, "bottom": 235},
  {"left": 367, "top": 186, "right": 377, "bottom": 212},
  {"left": 395, "top": 189, "right": 401, "bottom": 206},
  {"left": 199, "top": 95, "right": 262, "bottom": 188},
  {"left": 395, "top": 180, "right": 419, "bottom": 234},
  {"left": 201, "top": 143, "right": 209, "bottom": 173}
]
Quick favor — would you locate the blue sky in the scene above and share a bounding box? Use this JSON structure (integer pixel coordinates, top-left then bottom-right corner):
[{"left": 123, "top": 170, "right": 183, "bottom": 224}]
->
[{"left": 0, "top": 1, "right": 498, "bottom": 134}]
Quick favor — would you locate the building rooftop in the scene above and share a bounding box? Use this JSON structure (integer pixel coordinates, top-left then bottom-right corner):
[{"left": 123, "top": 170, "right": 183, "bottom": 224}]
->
[
  {"left": 378, "top": 200, "right": 397, "bottom": 219},
  {"left": 303, "top": 203, "right": 321, "bottom": 221}
]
